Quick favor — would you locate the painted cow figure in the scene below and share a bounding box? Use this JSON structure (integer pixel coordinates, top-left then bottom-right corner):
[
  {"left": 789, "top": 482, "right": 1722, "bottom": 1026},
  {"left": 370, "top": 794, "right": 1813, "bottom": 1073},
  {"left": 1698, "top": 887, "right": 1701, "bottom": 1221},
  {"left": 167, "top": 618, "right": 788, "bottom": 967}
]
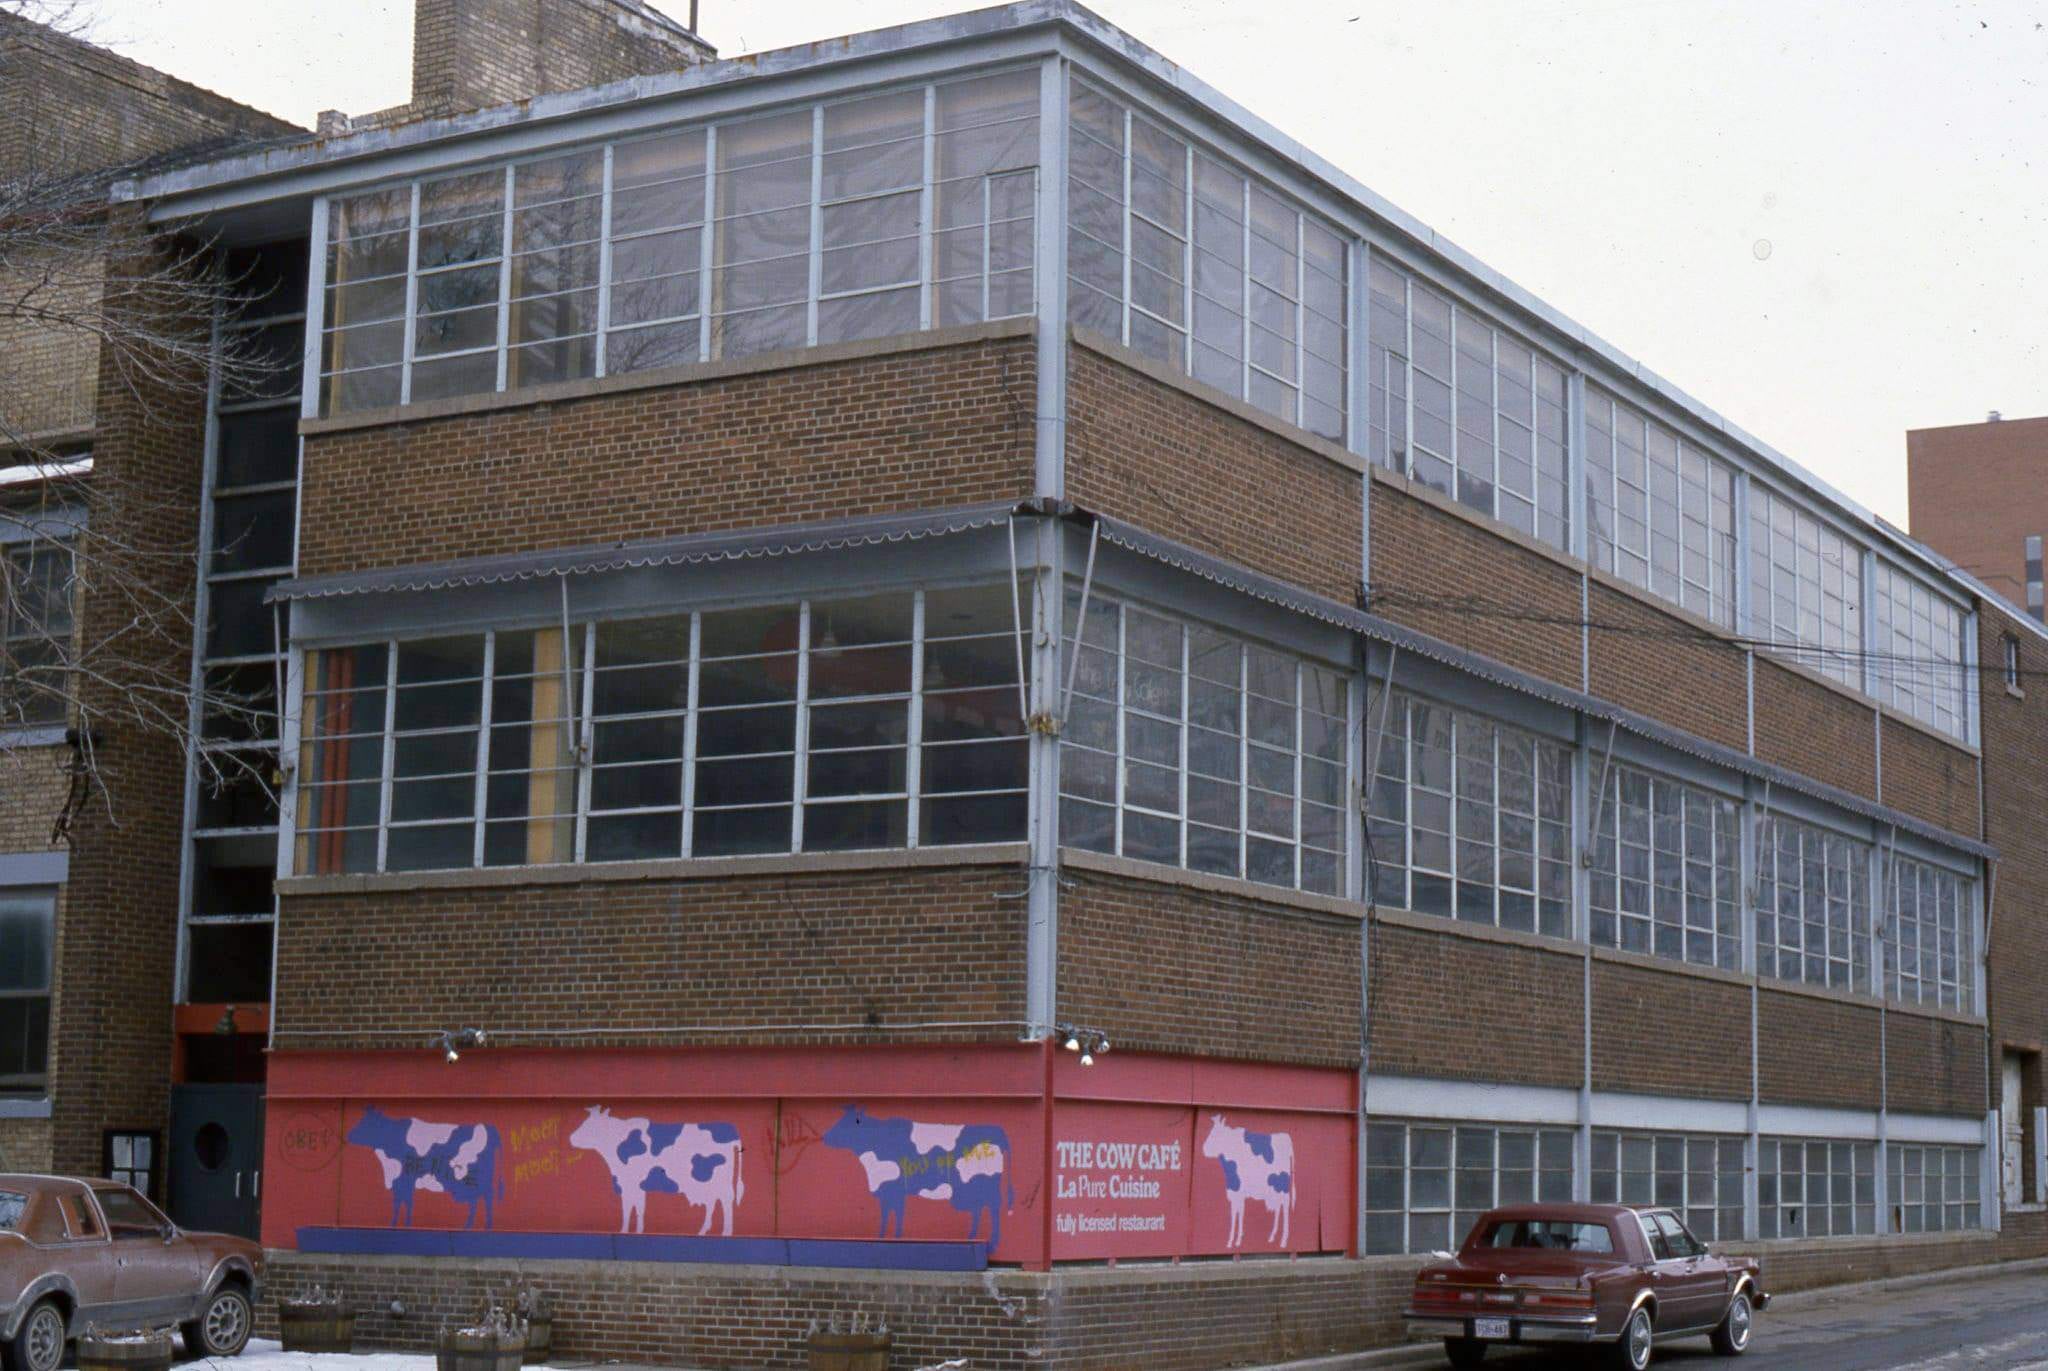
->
[
  {"left": 1201, "top": 1114, "right": 1294, "bottom": 1248},
  {"left": 346, "top": 1106, "right": 504, "bottom": 1229},
  {"left": 568, "top": 1105, "right": 745, "bottom": 1236},
  {"left": 822, "top": 1105, "right": 1013, "bottom": 1249}
]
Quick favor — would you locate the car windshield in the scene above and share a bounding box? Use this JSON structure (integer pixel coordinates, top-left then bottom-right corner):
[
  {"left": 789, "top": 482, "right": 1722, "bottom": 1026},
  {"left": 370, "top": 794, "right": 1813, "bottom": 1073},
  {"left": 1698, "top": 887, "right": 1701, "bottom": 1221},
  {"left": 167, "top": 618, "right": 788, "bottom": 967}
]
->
[
  {"left": 1483, "top": 1219, "right": 1614, "bottom": 1253},
  {"left": 0, "top": 1191, "right": 24, "bottom": 1230}
]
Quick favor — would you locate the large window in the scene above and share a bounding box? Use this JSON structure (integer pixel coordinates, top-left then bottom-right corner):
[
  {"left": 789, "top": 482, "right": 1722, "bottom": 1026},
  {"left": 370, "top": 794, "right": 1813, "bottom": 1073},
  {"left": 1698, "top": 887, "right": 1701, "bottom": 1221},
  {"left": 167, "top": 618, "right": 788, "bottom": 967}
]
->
[
  {"left": 1885, "top": 855, "right": 1972, "bottom": 1012},
  {"left": 1590, "top": 1131, "right": 1744, "bottom": 1243},
  {"left": 295, "top": 586, "right": 1027, "bottom": 874},
  {"left": 320, "top": 71, "right": 1040, "bottom": 413},
  {"left": 1889, "top": 1143, "right": 1981, "bottom": 1233},
  {"left": 1585, "top": 388, "right": 1737, "bottom": 627},
  {"left": 1758, "top": 1138, "right": 1875, "bottom": 1239},
  {"left": 1747, "top": 482, "right": 1863, "bottom": 692},
  {"left": 1060, "top": 593, "right": 1349, "bottom": 896},
  {"left": 1872, "top": 563, "right": 1969, "bottom": 740},
  {"left": 1367, "top": 693, "right": 1572, "bottom": 936},
  {"left": 1367, "top": 260, "right": 1569, "bottom": 551},
  {"left": 1, "top": 540, "right": 74, "bottom": 728},
  {"left": 0, "top": 890, "right": 53, "bottom": 1093},
  {"left": 1067, "top": 78, "right": 1347, "bottom": 442},
  {"left": 1365, "top": 1120, "right": 1574, "bottom": 1255},
  {"left": 1754, "top": 814, "right": 1870, "bottom": 994},
  {"left": 1588, "top": 765, "right": 1741, "bottom": 971}
]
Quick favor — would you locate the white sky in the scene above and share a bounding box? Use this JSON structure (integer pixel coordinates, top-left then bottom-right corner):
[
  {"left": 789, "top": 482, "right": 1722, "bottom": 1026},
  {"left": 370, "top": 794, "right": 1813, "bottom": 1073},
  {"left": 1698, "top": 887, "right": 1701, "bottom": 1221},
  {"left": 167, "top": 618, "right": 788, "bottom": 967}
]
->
[{"left": 79, "top": 0, "right": 2048, "bottom": 526}]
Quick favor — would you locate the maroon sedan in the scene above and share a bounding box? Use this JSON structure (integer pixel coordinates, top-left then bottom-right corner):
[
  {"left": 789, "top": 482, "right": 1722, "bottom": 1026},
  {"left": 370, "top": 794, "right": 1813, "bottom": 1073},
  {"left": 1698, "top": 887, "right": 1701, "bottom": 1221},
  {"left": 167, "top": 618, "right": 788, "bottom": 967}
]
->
[{"left": 1404, "top": 1203, "right": 1768, "bottom": 1369}]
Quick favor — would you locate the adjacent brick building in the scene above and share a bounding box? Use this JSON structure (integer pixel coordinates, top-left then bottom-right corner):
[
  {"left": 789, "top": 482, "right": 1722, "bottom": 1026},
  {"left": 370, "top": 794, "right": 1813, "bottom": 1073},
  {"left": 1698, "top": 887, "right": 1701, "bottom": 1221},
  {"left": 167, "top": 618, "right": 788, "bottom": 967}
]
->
[
  {"left": 1908, "top": 412, "right": 2048, "bottom": 620},
  {"left": 5, "top": 2, "right": 2045, "bottom": 1367}
]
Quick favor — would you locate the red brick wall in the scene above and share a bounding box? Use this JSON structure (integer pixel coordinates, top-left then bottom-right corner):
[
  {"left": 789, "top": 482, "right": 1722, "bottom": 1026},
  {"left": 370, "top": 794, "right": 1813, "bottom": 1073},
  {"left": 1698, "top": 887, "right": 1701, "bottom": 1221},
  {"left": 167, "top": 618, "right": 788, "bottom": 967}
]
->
[
  {"left": 1590, "top": 960, "right": 1751, "bottom": 1100},
  {"left": 1368, "top": 922, "right": 1581, "bottom": 1089},
  {"left": 1906, "top": 414, "right": 2048, "bottom": 610},
  {"left": 1756, "top": 992, "right": 1882, "bottom": 1109},
  {"left": 274, "top": 866, "right": 1029, "bottom": 1050},
  {"left": 1064, "top": 342, "right": 1361, "bottom": 605},
  {"left": 1722, "top": 1231, "right": 2002, "bottom": 1294},
  {"left": 1587, "top": 583, "right": 1748, "bottom": 754},
  {"left": 1880, "top": 715, "right": 1980, "bottom": 837},
  {"left": 1056, "top": 869, "right": 1360, "bottom": 1068},
  {"left": 1752, "top": 659, "right": 1877, "bottom": 801},
  {"left": 296, "top": 334, "right": 1037, "bottom": 577},
  {"left": 1369, "top": 481, "right": 1582, "bottom": 689}
]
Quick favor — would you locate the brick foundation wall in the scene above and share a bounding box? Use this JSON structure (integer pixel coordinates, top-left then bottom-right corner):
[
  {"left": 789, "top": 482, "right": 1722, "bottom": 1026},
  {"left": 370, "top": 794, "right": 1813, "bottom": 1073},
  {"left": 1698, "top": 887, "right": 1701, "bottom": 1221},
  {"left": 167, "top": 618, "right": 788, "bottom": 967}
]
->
[
  {"left": 260, "top": 1250, "right": 1421, "bottom": 1371},
  {"left": 296, "top": 332, "right": 1036, "bottom": 578},
  {"left": 0, "top": 1117, "right": 53, "bottom": 1172},
  {"left": 1722, "top": 1231, "right": 2002, "bottom": 1294},
  {"left": 1589, "top": 959, "right": 1751, "bottom": 1100},
  {"left": 1054, "top": 865, "right": 1360, "bottom": 1068},
  {"left": 1368, "top": 921, "right": 1581, "bottom": 1089},
  {"left": 1065, "top": 340, "right": 1362, "bottom": 605},
  {"left": 274, "top": 863, "right": 1030, "bottom": 1050}
]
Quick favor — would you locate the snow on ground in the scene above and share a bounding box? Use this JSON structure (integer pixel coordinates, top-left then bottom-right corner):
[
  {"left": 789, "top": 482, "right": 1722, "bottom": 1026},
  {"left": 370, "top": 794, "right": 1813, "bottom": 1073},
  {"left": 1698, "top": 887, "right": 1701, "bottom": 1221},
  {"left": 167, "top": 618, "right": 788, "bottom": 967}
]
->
[{"left": 188, "top": 1341, "right": 568, "bottom": 1371}]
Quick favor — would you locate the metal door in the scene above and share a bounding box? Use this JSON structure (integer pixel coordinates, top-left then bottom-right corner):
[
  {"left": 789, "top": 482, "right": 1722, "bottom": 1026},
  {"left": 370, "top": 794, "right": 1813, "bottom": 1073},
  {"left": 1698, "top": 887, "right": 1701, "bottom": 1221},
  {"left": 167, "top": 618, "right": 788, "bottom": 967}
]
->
[{"left": 167, "top": 1083, "right": 264, "bottom": 1238}]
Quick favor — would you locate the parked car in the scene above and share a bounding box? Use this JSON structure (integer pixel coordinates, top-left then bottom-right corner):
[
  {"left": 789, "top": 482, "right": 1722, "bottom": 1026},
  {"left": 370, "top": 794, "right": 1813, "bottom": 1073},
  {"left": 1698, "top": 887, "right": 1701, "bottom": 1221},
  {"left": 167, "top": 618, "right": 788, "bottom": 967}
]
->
[
  {"left": 1404, "top": 1202, "right": 1768, "bottom": 1369},
  {"left": 0, "top": 1174, "right": 260, "bottom": 1371}
]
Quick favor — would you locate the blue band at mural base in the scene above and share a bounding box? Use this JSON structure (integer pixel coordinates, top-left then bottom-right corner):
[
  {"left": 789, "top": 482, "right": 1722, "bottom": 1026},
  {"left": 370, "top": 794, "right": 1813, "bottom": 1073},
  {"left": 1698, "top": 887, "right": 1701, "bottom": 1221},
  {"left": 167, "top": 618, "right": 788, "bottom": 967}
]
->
[{"left": 295, "top": 1227, "right": 991, "bottom": 1271}]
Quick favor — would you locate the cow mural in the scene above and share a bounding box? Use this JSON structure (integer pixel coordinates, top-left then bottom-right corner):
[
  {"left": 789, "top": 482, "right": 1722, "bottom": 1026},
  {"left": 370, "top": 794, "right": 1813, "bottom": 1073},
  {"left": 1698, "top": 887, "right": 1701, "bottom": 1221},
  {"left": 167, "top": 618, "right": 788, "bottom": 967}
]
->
[
  {"left": 345, "top": 1106, "right": 504, "bottom": 1229},
  {"left": 1200, "top": 1114, "right": 1294, "bottom": 1248},
  {"left": 822, "top": 1105, "right": 1014, "bottom": 1249},
  {"left": 568, "top": 1105, "right": 745, "bottom": 1235}
]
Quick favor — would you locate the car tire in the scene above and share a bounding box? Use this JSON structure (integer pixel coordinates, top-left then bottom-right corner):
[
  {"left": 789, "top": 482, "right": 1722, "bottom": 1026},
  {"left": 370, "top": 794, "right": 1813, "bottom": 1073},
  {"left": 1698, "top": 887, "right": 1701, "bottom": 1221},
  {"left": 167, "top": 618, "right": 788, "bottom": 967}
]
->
[
  {"left": 1710, "top": 1290, "right": 1753, "bottom": 1357},
  {"left": 1443, "top": 1337, "right": 1488, "bottom": 1368},
  {"left": 6, "top": 1299, "right": 67, "bottom": 1371},
  {"left": 1609, "top": 1303, "right": 1655, "bottom": 1371},
  {"left": 183, "top": 1285, "right": 253, "bottom": 1359}
]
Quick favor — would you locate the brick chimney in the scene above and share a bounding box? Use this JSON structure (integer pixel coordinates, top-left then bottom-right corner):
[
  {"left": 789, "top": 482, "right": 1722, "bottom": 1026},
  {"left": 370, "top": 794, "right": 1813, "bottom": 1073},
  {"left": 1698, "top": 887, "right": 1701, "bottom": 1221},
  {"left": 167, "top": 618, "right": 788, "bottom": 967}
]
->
[{"left": 408, "top": 0, "right": 712, "bottom": 119}]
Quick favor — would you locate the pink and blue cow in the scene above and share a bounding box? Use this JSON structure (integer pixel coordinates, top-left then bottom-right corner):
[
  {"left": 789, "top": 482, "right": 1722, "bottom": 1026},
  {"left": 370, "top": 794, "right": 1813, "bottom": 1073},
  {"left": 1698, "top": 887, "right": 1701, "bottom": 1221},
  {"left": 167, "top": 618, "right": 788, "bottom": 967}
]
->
[
  {"left": 568, "top": 1105, "right": 745, "bottom": 1235},
  {"left": 822, "top": 1105, "right": 1013, "bottom": 1249},
  {"left": 1200, "top": 1114, "right": 1294, "bottom": 1248},
  {"left": 346, "top": 1106, "right": 504, "bottom": 1229}
]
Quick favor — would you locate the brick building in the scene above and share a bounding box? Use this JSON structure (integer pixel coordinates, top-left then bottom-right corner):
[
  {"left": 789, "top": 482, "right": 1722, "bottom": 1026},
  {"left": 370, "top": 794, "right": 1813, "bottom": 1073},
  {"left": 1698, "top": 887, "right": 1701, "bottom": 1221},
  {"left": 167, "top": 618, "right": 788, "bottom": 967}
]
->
[
  {"left": 1908, "top": 411, "right": 2048, "bottom": 621},
  {"left": 3, "top": 1, "right": 2046, "bottom": 1366}
]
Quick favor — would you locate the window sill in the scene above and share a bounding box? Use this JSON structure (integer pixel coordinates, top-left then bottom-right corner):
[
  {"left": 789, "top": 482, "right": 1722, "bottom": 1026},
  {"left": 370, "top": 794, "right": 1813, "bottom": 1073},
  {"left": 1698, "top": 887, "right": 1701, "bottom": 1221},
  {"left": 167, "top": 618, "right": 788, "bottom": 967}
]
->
[
  {"left": 1373, "top": 903, "right": 1583, "bottom": 958},
  {"left": 277, "top": 841, "right": 1030, "bottom": 895},
  {"left": 0, "top": 725, "right": 66, "bottom": 750},
  {"left": 0, "top": 1096, "right": 52, "bottom": 1118},
  {"left": 300, "top": 317, "right": 1035, "bottom": 437},
  {"left": 1059, "top": 846, "right": 1362, "bottom": 921},
  {"left": 1068, "top": 327, "right": 1366, "bottom": 477}
]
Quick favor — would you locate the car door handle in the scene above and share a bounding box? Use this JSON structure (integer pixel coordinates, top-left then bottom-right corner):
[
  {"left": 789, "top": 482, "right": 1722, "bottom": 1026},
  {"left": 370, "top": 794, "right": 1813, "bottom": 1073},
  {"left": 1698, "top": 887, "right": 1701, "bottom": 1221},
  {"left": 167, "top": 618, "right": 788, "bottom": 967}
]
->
[
  {"left": 233, "top": 1171, "right": 241, "bottom": 1198},
  {"left": 253, "top": 1170, "right": 260, "bottom": 1200}
]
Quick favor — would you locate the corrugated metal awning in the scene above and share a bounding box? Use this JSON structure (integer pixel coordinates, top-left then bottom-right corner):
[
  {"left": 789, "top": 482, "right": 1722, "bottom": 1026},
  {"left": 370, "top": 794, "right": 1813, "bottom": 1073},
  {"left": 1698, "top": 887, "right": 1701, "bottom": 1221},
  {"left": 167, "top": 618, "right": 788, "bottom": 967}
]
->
[
  {"left": 265, "top": 501, "right": 1028, "bottom": 603},
  {"left": 1079, "top": 509, "right": 1994, "bottom": 861}
]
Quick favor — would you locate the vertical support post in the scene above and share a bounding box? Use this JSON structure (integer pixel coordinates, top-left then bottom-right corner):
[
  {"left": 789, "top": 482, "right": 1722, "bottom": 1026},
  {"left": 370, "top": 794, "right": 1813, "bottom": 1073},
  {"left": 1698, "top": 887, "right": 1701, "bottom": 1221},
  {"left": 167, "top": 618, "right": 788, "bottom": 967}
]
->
[
  {"left": 1025, "top": 514, "right": 1064, "bottom": 1038},
  {"left": 1034, "top": 55, "right": 1069, "bottom": 501},
  {"left": 1566, "top": 371, "right": 1590, "bottom": 693},
  {"left": 1572, "top": 710, "right": 1594, "bottom": 1202},
  {"left": 1741, "top": 776, "right": 1760, "bottom": 1239}
]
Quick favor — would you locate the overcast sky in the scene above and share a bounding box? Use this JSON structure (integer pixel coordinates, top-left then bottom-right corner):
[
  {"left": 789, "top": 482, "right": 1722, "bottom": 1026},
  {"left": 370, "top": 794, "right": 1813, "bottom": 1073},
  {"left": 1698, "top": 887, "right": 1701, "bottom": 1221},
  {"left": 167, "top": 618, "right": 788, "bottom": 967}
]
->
[{"left": 78, "top": 0, "right": 2048, "bottom": 527}]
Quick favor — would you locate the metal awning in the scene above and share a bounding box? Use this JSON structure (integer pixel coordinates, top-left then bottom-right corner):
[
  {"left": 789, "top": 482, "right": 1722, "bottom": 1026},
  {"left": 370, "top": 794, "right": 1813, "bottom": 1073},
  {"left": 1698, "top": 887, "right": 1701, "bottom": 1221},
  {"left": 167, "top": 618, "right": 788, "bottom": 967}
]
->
[
  {"left": 265, "top": 500, "right": 1028, "bottom": 603},
  {"left": 1074, "top": 508, "right": 1995, "bottom": 862}
]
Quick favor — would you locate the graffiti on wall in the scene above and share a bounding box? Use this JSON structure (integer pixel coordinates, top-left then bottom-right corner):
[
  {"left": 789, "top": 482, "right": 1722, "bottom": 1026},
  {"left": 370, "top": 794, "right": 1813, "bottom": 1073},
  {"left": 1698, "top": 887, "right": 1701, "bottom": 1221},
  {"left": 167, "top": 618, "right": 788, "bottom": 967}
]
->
[{"left": 820, "top": 1104, "right": 1015, "bottom": 1247}]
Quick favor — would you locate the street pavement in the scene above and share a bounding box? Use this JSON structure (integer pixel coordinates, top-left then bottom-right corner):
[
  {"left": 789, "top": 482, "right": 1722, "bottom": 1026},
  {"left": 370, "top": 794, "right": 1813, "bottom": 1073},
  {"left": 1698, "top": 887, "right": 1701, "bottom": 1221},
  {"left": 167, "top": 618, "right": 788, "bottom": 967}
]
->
[{"left": 1451, "top": 1267, "right": 2048, "bottom": 1370}]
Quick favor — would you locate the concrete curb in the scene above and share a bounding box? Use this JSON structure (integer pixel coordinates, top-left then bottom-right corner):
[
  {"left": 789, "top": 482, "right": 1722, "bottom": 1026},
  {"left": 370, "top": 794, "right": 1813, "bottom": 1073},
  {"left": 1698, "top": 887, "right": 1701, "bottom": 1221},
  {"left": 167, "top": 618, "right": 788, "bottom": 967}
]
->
[{"left": 1240, "top": 1256, "right": 2048, "bottom": 1371}]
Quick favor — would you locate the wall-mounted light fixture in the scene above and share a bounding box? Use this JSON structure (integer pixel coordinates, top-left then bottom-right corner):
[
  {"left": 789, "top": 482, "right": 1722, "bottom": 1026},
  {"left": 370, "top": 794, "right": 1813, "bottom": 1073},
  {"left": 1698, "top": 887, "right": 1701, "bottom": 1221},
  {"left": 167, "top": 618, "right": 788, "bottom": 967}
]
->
[
  {"left": 1054, "top": 1023, "right": 1111, "bottom": 1067},
  {"left": 432, "top": 1027, "right": 489, "bottom": 1063}
]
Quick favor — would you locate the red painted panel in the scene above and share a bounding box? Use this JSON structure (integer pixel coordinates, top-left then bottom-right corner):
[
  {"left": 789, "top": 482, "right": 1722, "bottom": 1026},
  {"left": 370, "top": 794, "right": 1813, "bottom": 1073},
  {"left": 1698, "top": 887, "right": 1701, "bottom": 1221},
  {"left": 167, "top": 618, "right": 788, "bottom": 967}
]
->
[
  {"left": 1188, "top": 1107, "right": 1350, "bottom": 1255},
  {"left": 1049, "top": 1102, "right": 1191, "bottom": 1259}
]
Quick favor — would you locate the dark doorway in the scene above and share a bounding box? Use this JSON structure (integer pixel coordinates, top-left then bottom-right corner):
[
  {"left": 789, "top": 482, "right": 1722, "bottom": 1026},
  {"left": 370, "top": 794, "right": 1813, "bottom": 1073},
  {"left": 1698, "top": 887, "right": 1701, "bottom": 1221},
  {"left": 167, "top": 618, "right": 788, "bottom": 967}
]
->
[{"left": 167, "top": 1083, "right": 264, "bottom": 1239}]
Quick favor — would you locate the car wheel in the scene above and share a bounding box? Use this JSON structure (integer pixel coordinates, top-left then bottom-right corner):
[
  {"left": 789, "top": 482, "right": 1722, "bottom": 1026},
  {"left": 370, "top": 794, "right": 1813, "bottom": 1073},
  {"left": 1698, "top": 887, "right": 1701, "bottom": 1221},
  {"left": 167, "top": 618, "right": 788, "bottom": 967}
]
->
[
  {"left": 1443, "top": 1336, "right": 1488, "bottom": 1368},
  {"left": 1710, "top": 1290, "right": 1753, "bottom": 1357},
  {"left": 1609, "top": 1304, "right": 1655, "bottom": 1371},
  {"left": 183, "top": 1285, "right": 253, "bottom": 1359},
  {"left": 8, "top": 1300, "right": 67, "bottom": 1371}
]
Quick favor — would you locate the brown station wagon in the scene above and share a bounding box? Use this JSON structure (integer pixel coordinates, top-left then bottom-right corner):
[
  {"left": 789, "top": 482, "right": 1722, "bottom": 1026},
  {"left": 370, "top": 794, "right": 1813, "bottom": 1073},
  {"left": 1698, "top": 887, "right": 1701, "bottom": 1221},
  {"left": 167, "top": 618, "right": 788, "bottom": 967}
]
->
[
  {"left": 0, "top": 1174, "right": 260, "bottom": 1371},
  {"left": 1405, "top": 1202, "right": 1769, "bottom": 1368}
]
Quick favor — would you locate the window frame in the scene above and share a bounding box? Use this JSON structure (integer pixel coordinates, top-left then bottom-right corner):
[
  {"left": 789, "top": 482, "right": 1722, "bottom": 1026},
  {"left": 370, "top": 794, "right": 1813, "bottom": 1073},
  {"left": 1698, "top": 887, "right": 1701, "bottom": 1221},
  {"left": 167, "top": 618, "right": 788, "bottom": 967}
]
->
[
  {"left": 1363, "top": 1118, "right": 1575, "bottom": 1256},
  {"left": 1588, "top": 762, "right": 1742, "bottom": 971},
  {"left": 1757, "top": 1137, "right": 1875, "bottom": 1239},
  {"left": 1590, "top": 1129, "right": 1744, "bottom": 1244},
  {"left": 318, "top": 69, "right": 1043, "bottom": 415},
  {"left": 0, "top": 538, "right": 77, "bottom": 730},
  {"left": 0, "top": 887, "right": 55, "bottom": 1094}
]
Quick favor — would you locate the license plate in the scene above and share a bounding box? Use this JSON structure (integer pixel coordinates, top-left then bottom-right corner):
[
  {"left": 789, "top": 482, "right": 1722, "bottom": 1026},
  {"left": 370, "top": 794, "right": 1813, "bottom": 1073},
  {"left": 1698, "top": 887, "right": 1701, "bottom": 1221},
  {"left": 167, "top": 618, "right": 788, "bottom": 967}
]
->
[{"left": 1474, "top": 1318, "right": 1510, "bottom": 1340}]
